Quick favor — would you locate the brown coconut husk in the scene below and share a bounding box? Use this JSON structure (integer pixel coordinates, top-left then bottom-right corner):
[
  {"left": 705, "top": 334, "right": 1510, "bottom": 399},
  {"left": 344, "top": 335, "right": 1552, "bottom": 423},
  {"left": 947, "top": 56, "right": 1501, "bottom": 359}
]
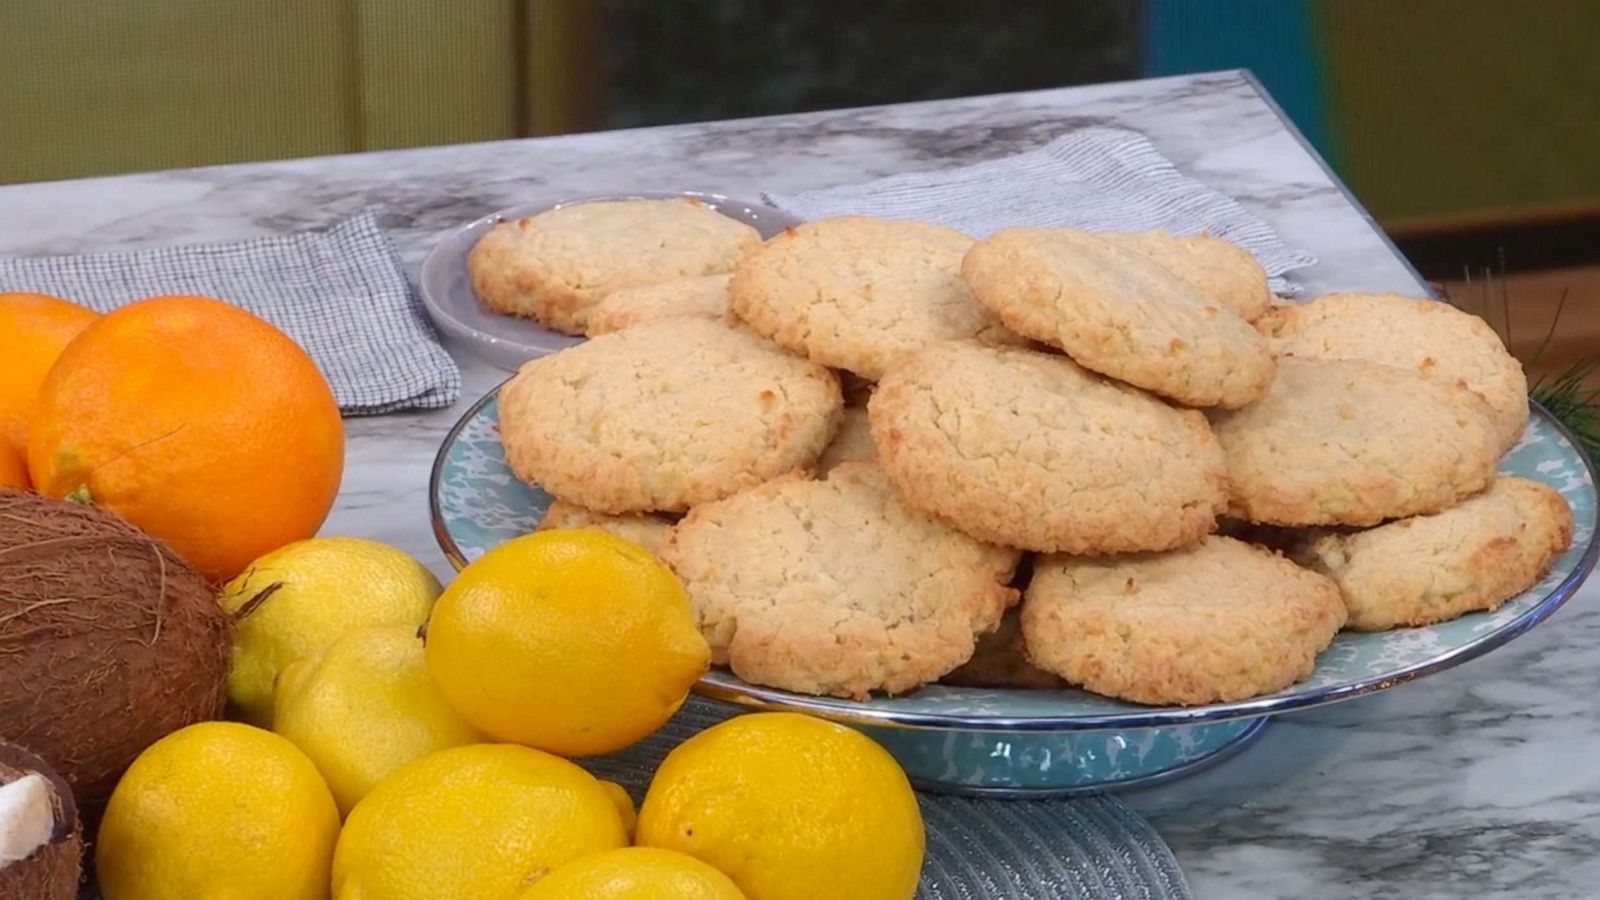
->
[
  {"left": 0, "top": 739, "right": 83, "bottom": 900},
  {"left": 0, "top": 490, "right": 231, "bottom": 809}
]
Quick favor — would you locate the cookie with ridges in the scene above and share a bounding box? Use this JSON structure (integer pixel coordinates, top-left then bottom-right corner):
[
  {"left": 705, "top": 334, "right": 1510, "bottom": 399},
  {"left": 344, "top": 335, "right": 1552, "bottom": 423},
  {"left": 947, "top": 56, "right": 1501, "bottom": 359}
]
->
[
  {"left": 1021, "top": 536, "right": 1347, "bottom": 705},
  {"left": 1100, "top": 230, "right": 1272, "bottom": 322},
  {"left": 1291, "top": 477, "right": 1573, "bottom": 631},
  {"left": 1256, "top": 293, "right": 1529, "bottom": 454},
  {"left": 537, "top": 500, "right": 677, "bottom": 557},
  {"left": 585, "top": 274, "right": 732, "bottom": 336},
  {"left": 1210, "top": 357, "right": 1501, "bottom": 526},
  {"left": 962, "top": 227, "right": 1275, "bottom": 408},
  {"left": 729, "top": 216, "right": 1019, "bottom": 380},
  {"left": 660, "top": 462, "right": 1021, "bottom": 700},
  {"left": 499, "top": 318, "right": 842, "bottom": 513},
  {"left": 469, "top": 198, "right": 760, "bottom": 334},
  {"left": 869, "top": 341, "right": 1229, "bottom": 554}
]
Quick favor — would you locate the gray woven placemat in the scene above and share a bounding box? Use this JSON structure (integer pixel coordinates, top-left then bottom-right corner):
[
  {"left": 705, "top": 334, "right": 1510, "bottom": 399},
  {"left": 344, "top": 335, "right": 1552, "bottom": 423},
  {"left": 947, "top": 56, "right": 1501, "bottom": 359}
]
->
[
  {"left": 767, "top": 125, "right": 1316, "bottom": 295},
  {"left": 0, "top": 212, "right": 459, "bottom": 416},
  {"left": 586, "top": 699, "right": 1192, "bottom": 900}
]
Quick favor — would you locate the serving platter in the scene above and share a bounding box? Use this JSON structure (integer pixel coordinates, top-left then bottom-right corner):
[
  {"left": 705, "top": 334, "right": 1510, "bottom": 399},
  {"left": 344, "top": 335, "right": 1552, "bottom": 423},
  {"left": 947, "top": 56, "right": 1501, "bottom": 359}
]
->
[
  {"left": 431, "top": 386, "right": 1598, "bottom": 794},
  {"left": 418, "top": 192, "right": 803, "bottom": 371}
]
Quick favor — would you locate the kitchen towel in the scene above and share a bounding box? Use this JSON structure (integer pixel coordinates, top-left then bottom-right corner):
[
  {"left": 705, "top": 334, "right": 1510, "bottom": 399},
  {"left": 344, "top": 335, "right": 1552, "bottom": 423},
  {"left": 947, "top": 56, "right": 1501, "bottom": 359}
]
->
[
  {"left": 767, "top": 126, "right": 1316, "bottom": 295},
  {"left": 587, "top": 699, "right": 1193, "bottom": 900},
  {"left": 0, "top": 212, "right": 459, "bottom": 416}
]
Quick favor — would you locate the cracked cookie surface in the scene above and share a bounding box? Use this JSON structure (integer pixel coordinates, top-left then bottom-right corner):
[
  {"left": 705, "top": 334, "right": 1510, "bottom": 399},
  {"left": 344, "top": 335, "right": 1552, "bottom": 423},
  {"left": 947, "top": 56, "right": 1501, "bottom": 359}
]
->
[
  {"left": 729, "top": 215, "right": 1018, "bottom": 380},
  {"left": 585, "top": 274, "right": 732, "bottom": 336},
  {"left": 962, "top": 227, "right": 1275, "bottom": 408},
  {"left": 1210, "top": 357, "right": 1501, "bottom": 526},
  {"left": 1021, "top": 536, "right": 1347, "bottom": 705},
  {"left": 469, "top": 198, "right": 760, "bottom": 334},
  {"left": 499, "top": 318, "right": 842, "bottom": 513},
  {"left": 1256, "top": 293, "right": 1529, "bottom": 454},
  {"left": 660, "top": 461, "right": 1021, "bottom": 700},
  {"left": 1291, "top": 476, "right": 1573, "bottom": 630},
  {"left": 1099, "top": 229, "right": 1272, "bottom": 323},
  {"left": 869, "top": 341, "right": 1229, "bottom": 553}
]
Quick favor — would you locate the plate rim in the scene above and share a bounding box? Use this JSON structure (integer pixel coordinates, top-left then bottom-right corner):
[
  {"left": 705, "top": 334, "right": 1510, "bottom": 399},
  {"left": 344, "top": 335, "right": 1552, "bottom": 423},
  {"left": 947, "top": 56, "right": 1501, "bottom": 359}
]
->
[
  {"left": 429, "top": 384, "right": 1600, "bottom": 733},
  {"left": 417, "top": 190, "right": 802, "bottom": 367}
]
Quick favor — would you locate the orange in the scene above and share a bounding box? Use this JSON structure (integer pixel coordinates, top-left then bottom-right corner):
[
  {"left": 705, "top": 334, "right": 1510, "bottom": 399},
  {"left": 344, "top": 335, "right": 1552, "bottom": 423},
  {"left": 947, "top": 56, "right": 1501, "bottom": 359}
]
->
[
  {"left": 0, "top": 292, "right": 99, "bottom": 455},
  {"left": 28, "top": 295, "right": 344, "bottom": 582},
  {"left": 0, "top": 440, "right": 28, "bottom": 490}
]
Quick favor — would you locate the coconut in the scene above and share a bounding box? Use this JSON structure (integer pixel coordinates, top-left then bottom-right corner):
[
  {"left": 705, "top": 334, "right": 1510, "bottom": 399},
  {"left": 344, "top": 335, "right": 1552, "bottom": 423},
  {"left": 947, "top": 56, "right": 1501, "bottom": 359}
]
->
[
  {"left": 0, "top": 490, "right": 231, "bottom": 807},
  {"left": 0, "top": 739, "right": 82, "bottom": 900}
]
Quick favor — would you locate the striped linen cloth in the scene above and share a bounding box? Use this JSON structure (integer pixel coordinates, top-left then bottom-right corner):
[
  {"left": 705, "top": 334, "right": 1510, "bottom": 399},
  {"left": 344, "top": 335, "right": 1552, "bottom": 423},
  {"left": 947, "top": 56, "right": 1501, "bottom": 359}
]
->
[
  {"left": 767, "top": 126, "right": 1316, "bottom": 295},
  {"left": 586, "top": 699, "right": 1193, "bottom": 900},
  {"left": 0, "top": 213, "right": 459, "bottom": 416}
]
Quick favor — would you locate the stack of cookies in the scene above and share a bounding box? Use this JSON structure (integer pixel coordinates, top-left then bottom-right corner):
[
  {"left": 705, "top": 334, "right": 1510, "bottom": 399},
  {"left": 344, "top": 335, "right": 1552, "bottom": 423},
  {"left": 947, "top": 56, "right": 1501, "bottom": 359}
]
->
[{"left": 475, "top": 198, "right": 1574, "bottom": 706}]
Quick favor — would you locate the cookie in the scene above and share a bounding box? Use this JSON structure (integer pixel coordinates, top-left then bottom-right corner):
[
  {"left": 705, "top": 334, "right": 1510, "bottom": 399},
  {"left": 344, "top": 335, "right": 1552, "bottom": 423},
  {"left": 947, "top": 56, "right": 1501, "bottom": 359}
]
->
[
  {"left": 1292, "top": 477, "right": 1573, "bottom": 631},
  {"left": 499, "top": 318, "right": 842, "bottom": 513},
  {"left": 661, "top": 462, "right": 1021, "bottom": 700},
  {"left": 537, "top": 499, "right": 677, "bottom": 557},
  {"left": 1100, "top": 230, "right": 1272, "bottom": 322},
  {"left": 869, "top": 341, "right": 1229, "bottom": 554},
  {"left": 816, "top": 406, "right": 875, "bottom": 474},
  {"left": 1021, "top": 536, "right": 1347, "bottom": 705},
  {"left": 961, "top": 227, "right": 1275, "bottom": 408},
  {"left": 1209, "top": 357, "right": 1501, "bottom": 526},
  {"left": 940, "top": 607, "right": 1063, "bottom": 690},
  {"left": 728, "top": 216, "right": 1018, "bottom": 380},
  {"left": 1256, "top": 293, "right": 1529, "bottom": 453},
  {"left": 585, "top": 274, "right": 732, "bottom": 336},
  {"left": 468, "top": 198, "right": 760, "bottom": 334}
]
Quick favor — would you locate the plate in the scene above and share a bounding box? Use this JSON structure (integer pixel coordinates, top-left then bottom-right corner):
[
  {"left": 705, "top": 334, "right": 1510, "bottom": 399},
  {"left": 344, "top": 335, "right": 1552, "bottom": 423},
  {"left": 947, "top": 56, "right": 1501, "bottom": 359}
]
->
[
  {"left": 418, "top": 191, "right": 803, "bottom": 371},
  {"left": 430, "top": 386, "right": 1598, "bottom": 792}
]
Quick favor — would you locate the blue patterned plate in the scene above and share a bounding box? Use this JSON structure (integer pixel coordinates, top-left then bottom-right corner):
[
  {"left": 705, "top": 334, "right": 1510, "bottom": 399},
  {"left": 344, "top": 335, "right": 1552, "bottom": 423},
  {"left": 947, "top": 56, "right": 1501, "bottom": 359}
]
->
[{"left": 430, "top": 386, "right": 1598, "bottom": 793}]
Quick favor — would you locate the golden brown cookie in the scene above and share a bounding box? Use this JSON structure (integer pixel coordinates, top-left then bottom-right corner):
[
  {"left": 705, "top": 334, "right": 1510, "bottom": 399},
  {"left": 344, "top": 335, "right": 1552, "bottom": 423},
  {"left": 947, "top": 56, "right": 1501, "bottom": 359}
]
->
[
  {"left": 729, "top": 216, "right": 1018, "bottom": 380},
  {"left": 1257, "top": 293, "right": 1529, "bottom": 454},
  {"left": 961, "top": 227, "right": 1275, "bottom": 408},
  {"left": 661, "top": 462, "right": 1021, "bottom": 700},
  {"left": 499, "top": 318, "right": 842, "bottom": 513},
  {"left": 1292, "top": 477, "right": 1573, "bottom": 630},
  {"left": 1021, "top": 536, "right": 1347, "bottom": 705},
  {"left": 1209, "top": 357, "right": 1502, "bottom": 526},
  {"left": 869, "top": 341, "right": 1229, "bottom": 554},
  {"left": 469, "top": 198, "right": 760, "bottom": 334},
  {"left": 537, "top": 500, "right": 677, "bottom": 557},
  {"left": 1100, "top": 230, "right": 1273, "bottom": 322},
  {"left": 584, "top": 274, "right": 732, "bottom": 336}
]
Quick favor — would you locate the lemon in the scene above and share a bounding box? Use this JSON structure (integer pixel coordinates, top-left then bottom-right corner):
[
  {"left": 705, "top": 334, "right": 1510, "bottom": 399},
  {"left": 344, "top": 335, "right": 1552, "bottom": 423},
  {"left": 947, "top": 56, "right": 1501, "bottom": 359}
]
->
[
  {"left": 425, "top": 530, "right": 709, "bottom": 757},
  {"left": 96, "top": 722, "right": 340, "bottom": 900},
  {"left": 273, "top": 625, "right": 481, "bottom": 814},
  {"left": 520, "top": 847, "right": 746, "bottom": 899},
  {"left": 600, "top": 780, "right": 638, "bottom": 839},
  {"left": 218, "top": 537, "right": 442, "bottom": 726},
  {"left": 637, "top": 713, "right": 925, "bottom": 900},
  {"left": 334, "top": 743, "right": 627, "bottom": 900}
]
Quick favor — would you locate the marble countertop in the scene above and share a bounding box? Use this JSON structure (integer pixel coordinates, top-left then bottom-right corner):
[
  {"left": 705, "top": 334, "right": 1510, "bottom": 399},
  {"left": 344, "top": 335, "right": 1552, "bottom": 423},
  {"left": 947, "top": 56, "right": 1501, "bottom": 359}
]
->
[{"left": 3, "top": 70, "right": 1590, "bottom": 899}]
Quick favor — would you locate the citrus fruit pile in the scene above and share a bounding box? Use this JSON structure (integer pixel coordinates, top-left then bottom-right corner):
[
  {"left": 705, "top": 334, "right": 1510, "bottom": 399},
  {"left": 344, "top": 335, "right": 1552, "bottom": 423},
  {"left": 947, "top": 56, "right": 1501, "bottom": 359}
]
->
[{"left": 94, "top": 529, "right": 926, "bottom": 899}]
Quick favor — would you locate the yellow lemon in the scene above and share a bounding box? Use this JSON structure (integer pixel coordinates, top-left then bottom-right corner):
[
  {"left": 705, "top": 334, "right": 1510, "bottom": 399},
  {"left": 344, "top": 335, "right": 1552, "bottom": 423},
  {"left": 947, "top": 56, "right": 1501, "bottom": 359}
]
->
[
  {"left": 218, "top": 537, "right": 442, "bottom": 726},
  {"left": 273, "top": 625, "right": 481, "bottom": 814},
  {"left": 96, "top": 722, "right": 340, "bottom": 900},
  {"left": 520, "top": 847, "right": 746, "bottom": 899},
  {"left": 600, "top": 780, "right": 638, "bottom": 840},
  {"left": 425, "top": 530, "right": 709, "bottom": 757},
  {"left": 333, "top": 743, "right": 627, "bottom": 900},
  {"left": 637, "top": 713, "right": 925, "bottom": 900}
]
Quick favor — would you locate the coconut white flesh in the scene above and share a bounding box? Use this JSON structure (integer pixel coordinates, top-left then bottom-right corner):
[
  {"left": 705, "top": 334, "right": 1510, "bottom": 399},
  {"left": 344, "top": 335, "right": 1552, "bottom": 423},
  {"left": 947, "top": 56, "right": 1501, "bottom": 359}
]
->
[{"left": 0, "top": 774, "right": 54, "bottom": 868}]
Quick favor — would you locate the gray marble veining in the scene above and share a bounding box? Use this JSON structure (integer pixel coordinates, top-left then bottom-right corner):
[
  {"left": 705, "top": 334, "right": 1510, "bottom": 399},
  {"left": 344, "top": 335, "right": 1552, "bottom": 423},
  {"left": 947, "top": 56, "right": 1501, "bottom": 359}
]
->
[{"left": 2, "top": 70, "right": 1587, "bottom": 900}]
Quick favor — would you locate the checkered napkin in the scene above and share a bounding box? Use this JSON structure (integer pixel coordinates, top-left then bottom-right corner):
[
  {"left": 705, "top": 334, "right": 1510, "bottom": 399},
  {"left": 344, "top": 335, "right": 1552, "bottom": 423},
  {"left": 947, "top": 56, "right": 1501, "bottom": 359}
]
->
[
  {"left": 767, "top": 126, "right": 1316, "bottom": 295},
  {"left": 0, "top": 212, "right": 459, "bottom": 416},
  {"left": 587, "top": 699, "right": 1194, "bottom": 900}
]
